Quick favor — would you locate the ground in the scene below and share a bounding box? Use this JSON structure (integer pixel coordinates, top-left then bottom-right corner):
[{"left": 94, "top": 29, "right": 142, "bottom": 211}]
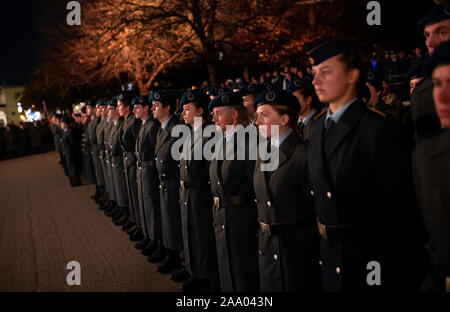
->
[{"left": 0, "top": 151, "right": 180, "bottom": 292}]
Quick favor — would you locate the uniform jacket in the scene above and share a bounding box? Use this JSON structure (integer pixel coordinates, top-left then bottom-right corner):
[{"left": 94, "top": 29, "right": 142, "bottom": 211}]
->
[
  {"left": 413, "top": 129, "right": 450, "bottom": 285},
  {"left": 308, "top": 99, "right": 427, "bottom": 291},
  {"left": 209, "top": 128, "right": 260, "bottom": 292},
  {"left": 179, "top": 122, "right": 218, "bottom": 281},
  {"left": 254, "top": 131, "right": 321, "bottom": 291},
  {"left": 155, "top": 116, "right": 184, "bottom": 252}
]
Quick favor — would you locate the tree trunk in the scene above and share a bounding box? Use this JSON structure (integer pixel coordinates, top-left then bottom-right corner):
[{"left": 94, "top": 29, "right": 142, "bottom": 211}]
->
[{"left": 206, "top": 60, "right": 219, "bottom": 86}]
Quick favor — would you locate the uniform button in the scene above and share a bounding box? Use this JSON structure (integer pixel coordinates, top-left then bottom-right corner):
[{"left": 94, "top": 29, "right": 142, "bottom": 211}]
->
[
  {"left": 327, "top": 192, "right": 332, "bottom": 199},
  {"left": 310, "top": 190, "right": 315, "bottom": 196},
  {"left": 184, "top": 201, "right": 187, "bottom": 205},
  {"left": 184, "top": 166, "right": 187, "bottom": 169},
  {"left": 221, "top": 225, "right": 225, "bottom": 229},
  {"left": 336, "top": 267, "right": 341, "bottom": 274},
  {"left": 258, "top": 250, "right": 263, "bottom": 255},
  {"left": 273, "top": 254, "right": 278, "bottom": 260},
  {"left": 178, "top": 164, "right": 180, "bottom": 167},
  {"left": 254, "top": 199, "right": 258, "bottom": 203},
  {"left": 160, "top": 160, "right": 163, "bottom": 163},
  {"left": 162, "top": 173, "right": 166, "bottom": 177},
  {"left": 155, "top": 157, "right": 157, "bottom": 161},
  {"left": 159, "top": 185, "right": 162, "bottom": 189},
  {"left": 217, "top": 182, "right": 220, "bottom": 186},
  {"left": 319, "top": 260, "right": 323, "bottom": 266},
  {"left": 267, "top": 201, "right": 271, "bottom": 207},
  {"left": 139, "top": 167, "right": 142, "bottom": 170}
]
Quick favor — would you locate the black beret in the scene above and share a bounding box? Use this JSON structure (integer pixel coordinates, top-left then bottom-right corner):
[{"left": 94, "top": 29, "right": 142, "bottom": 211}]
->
[
  {"left": 423, "top": 40, "right": 450, "bottom": 77},
  {"left": 81, "top": 107, "right": 87, "bottom": 114},
  {"left": 287, "top": 77, "right": 313, "bottom": 93},
  {"left": 240, "top": 83, "right": 265, "bottom": 97},
  {"left": 152, "top": 90, "right": 177, "bottom": 108},
  {"left": 180, "top": 90, "right": 210, "bottom": 110},
  {"left": 117, "top": 92, "right": 134, "bottom": 106},
  {"left": 85, "top": 100, "right": 95, "bottom": 108},
  {"left": 208, "top": 87, "right": 231, "bottom": 97},
  {"left": 254, "top": 89, "right": 301, "bottom": 113},
  {"left": 208, "top": 91, "right": 243, "bottom": 112},
  {"left": 135, "top": 95, "right": 151, "bottom": 106},
  {"left": 417, "top": 3, "right": 450, "bottom": 30},
  {"left": 97, "top": 98, "right": 108, "bottom": 107},
  {"left": 305, "top": 37, "right": 362, "bottom": 66},
  {"left": 106, "top": 97, "right": 118, "bottom": 107}
]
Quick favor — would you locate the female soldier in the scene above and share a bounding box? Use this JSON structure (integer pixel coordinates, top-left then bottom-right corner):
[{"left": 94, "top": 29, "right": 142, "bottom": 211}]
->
[
  {"left": 178, "top": 89, "right": 219, "bottom": 292},
  {"left": 151, "top": 90, "right": 184, "bottom": 274},
  {"left": 253, "top": 89, "right": 322, "bottom": 292},
  {"left": 305, "top": 37, "right": 426, "bottom": 291},
  {"left": 208, "top": 92, "right": 259, "bottom": 292}
]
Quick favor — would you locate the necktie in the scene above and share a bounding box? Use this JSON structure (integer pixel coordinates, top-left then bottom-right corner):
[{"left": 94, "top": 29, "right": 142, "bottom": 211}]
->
[{"left": 324, "top": 118, "right": 335, "bottom": 139}]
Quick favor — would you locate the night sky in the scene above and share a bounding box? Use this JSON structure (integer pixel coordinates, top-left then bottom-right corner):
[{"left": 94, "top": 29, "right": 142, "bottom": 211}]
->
[{"left": 0, "top": 0, "right": 438, "bottom": 87}]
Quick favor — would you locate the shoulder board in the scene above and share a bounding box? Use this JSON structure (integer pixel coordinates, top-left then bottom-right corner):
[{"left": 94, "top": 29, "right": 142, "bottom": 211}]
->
[
  {"left": 313, "top": 109, "right": 326, "bottom": 120},
  {"left": 367, "top": 105, "right": 386, "bottom": 118}
]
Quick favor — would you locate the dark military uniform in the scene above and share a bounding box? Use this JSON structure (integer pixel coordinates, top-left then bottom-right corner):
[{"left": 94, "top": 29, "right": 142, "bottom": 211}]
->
[
  {"left": 96, "top": 117, "right": 108, "bottom": 195},
  {"left": 89, "top": 115, "right": 104, "bottom": 190},
  {"left": 308, "top": 99, "right": 427, "bottom": 291},
  {"left": 135, "top": 117, "right": 161, "bottom": 242},
  {"left": 254, "top": 130, "right": 322, "bottom": 292},
  {"left": 413, "top": 129, "right": 450, "bottom": 292},
  {"left": 410, "top": 78, "right": 441, "bottom": 139},
  {"left": 179, "top": 121, "right": 219, "bottom": 283},
  {"left": 103, "top": 120, "right": 117, "bottom": 202},
  {"left": 209, "top": 130, "right": 260, "bottom": 292},
  {"left": 120, "top": 113, "right": 142, "bottom": 227},
  {"left": 61, "top": 127, "right": 81, "bottom": 186},
  {"left": 109, "top": 117, "right": 129, "bottom": 210},
  {"left": 155, "top": 116, "right": 184, "bottom": 253}
]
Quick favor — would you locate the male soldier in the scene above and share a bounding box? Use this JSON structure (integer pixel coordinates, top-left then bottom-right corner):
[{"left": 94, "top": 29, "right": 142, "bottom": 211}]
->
[
  {"left": 287, "top": 77, "right": 325, "bottom": 139},
  {"left": 60, "top": 116, "right": 81, "bottom": 186},
  {"left": 240, "top": 83, "right": 265, "bottom": 124},
  {"left": 412, "top": 3, "right": 450, "bottom": 139},
  {"left": 306, "top": 37, "right": 427, "bottom": 291},
  {"left": 117, "top": 93, "right": 143, "bottom": 233},
  {"left": 151, "top": 90, "right": 184, "bottom": 274},
  {"left": 413, "top": 40, "right": 450, "bottom": 292}
]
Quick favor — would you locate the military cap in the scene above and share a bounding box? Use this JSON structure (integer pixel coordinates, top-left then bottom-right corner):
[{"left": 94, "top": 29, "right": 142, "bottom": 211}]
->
[
  {"left": 180, "top": 89, "right": 210, "bottom": 109},
  {"left": 97, "top": 98, "right": 108, "bottom": 107},
  {"left": 152, "top": 90, "right": 177, "bottom": 108},
  {"left": 417, "top": 3, "right": 450, "bottom": 30},
  {"left": 107, "top": 97, "right": 118, "bottom": 107},
  {"left": 423, "top": 40, "right": 450, "bottom": 77},
  {"left": 262, "top": 81, "right": 276, "bottom": 91},
  {"left": 208, "top": 87, "right": 231, "bottom": 97},
  {"left": 85, "top": 100, "right": 95, "bottom": 108},
  {"left": 117, "top": 92, "right": 134, "bottom": 106},
  {"left": 208, "top": 91, "right": 244, "bottom": 112},
  {"left": 287, "top": 77, "right": 313, "bottom": 93},
  {"left": 304, "top": 37, "right": 362, "bottom": 66},
  {"left": 135, "top": 95, "right": 151, "bottom": 106},
  {"left": 253, "top": 89, "right": 301, "bottom": 113},
  {"left": 239, "top": 83, "right": 266, "bottom": 97}
]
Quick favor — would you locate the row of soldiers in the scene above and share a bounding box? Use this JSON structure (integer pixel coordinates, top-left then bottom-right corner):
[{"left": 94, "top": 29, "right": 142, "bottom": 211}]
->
[
  {"left": 56, "top": 3, "right": 449, "bottom": 292},
  {"left": 0, "top": 120, "right": 54, "bottom": 160}
]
